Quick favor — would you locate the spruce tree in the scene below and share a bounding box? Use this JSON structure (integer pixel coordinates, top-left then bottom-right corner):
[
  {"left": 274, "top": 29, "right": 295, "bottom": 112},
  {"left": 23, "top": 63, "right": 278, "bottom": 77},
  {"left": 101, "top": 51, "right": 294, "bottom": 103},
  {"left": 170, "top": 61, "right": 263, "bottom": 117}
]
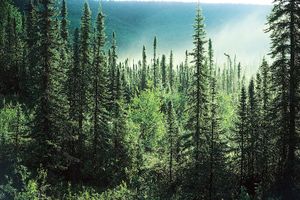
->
[
  {"left": 161, "top": 54, "right": 167, "bottom": 89},
  {"left": 66, "top": 27, "right": 81, "bottom": 180},
  {"left": 246, "top": 78, "right": 259, "bottom": 193},
  {"left": 178, "top": 62, "right": 184, "bottom": 93},
  {"left": 208, "top": 39, "right": 213, "bottom": 77},
  {"left": 235, "top": 84, "right": 248, "bottom": 188},
  {"left": 184, "top": 50, "right": 189, "bottom": 94},
  {"left": 90, "top": 5, "right": 111, "bottom": 182},
  {"left": 257, "top": 58, "right": 273, "bottom": 196},
  {"left": 31, "top": 0, "right": 69, "bottom": 170},
  {"left": 208, "top": 68, "right": 217, "bottom": 200},
  {"left": 222, "top": 68, "right": 226, "bottom": 92},
  {"left": 267, "top": 1, "right": 300, "bottom": 196},
  {"left": 166, "top": 101, "right": 178, "bottom": 184},
  {"left": 58, "top": 0, "right": 70, "bottom": 103},
  {"left": 0, "top": 3, "right": 24, "bottom": 97},
  {"left": 141, "top": 45, "right": 147, "bottom": 91},
  {"left": 24, "top": 0, "right": 40, "bottom": 105},
  {"left": 208, "top": 70, "right": 228, "bottom": 200},
  {"left": 169, "top": 50, "right": 174, "bottom": 92},
  {"left": 122, "top": 63, "right": 132, "bottom": 103},
  {"left": 109, "top": 32, "right": 118, "bottom": 112},
  {"left": 153, "top": 36, "right": 158, "bottom": 88},
  {"left": 78, "top": 1, "right": 92, "bottom": 154},
  {"left": 112, "top": 65, "right": 129, "bottom": 185},
  {"left": 60, "top": 0, "right": 68, "bottom": 42},
  {"left": 185, "top": 6, "right": 209, "bottom": 197},
  {"left": 237, "top": 62, "right": 241, "bottom": 92}
]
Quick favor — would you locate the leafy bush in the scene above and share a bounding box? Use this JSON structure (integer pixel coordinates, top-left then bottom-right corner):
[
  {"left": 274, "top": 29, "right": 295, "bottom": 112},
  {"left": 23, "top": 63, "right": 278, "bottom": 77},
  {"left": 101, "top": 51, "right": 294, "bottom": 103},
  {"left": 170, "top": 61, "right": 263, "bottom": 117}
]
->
[
  {"left": 64, "top": 182, "right": 135, "bottom": 200},
  {"left": 0, "top": 165, "right": 50, "bottom": 200},
  {"left": 0, "top": 102, "right": 29, "bottom": 156}
]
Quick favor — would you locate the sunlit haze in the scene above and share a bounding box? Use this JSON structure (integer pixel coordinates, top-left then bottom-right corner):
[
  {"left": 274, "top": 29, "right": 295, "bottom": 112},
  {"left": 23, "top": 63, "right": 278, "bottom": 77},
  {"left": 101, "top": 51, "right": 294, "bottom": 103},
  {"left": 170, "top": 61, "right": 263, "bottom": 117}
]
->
[{"left": 111, "top": 0, "right": 272, "bottom": 5}]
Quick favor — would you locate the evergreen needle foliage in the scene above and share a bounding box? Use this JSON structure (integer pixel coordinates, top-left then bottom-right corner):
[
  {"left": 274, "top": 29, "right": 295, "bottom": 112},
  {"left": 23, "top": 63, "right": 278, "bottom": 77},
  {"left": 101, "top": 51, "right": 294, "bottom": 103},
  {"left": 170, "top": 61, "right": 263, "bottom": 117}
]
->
[{"left": 0, "top": 0, "right": 299, "bottom": 199}]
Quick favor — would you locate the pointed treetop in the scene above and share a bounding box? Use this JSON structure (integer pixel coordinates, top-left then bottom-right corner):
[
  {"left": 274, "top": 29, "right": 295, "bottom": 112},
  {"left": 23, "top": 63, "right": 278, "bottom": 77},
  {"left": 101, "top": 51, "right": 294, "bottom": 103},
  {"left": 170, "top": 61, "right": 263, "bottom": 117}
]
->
[
  {"left": 83, "top": 1, "right": 91, "bottom": 14},
  {"left": 96, "top": 3, "right": 105, "bottom": 26},
  {"left": 112, "top": 31, "right": 117, "bottom": 47},
  {"left": 142, "top": 45, "right": 146, "bottom": 61},
  {"left": 61, "top": 0, "right": 67, "bottom": 16},
  {"left": 98, "top": 0, "right": 104, "bottom": 15},
  {"left": 196, "top": 0, "right": 202, "bottom": 16},
  {"left": 61, "top": 0, "right": 69, "bottom": 41}
]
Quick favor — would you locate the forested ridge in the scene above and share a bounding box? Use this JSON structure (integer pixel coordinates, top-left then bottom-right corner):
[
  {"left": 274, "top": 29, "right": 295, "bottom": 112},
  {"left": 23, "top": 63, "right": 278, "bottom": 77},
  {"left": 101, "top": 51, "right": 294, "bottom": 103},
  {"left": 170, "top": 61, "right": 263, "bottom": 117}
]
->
[{"left": 0, "top": 0, "right": 299, "bottom": 199}]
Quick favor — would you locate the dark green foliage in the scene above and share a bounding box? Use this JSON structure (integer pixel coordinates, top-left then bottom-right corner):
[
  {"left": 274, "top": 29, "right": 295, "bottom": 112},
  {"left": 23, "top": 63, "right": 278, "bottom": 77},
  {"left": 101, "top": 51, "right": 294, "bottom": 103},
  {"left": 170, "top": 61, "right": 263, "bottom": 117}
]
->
[
  {"left": 208, "top": 39, "right": 213, "bottom": 77},
  {"left": 245, "top": 79, "right": 259, "bottom": 194},
  {"left": 188, "top": 6, "right": 208, "bottom": 162},
  {"left": 183, "top": 50, "right": 190, "bottom": 94},
  {"left": 29, "top": 0, "right": 70, "bottom": 172},
  {"left": 23, "top": 0, "right": 40, "bottom": 106},
  {"left": 60, "top": 0, "right": 68, "bottom": 42},
  {"left": 0, "top": 0, "right": 299, "bottom": 199},
  {"left": 88, "top": 4, "right": 111, "bottom": 185},
  {"left": 169, "top": 50, "right": 174, "bottom": 92},
  {"left": 109, "top": 32, "right": 118, "bottom": 112},
  {"left": 73, "top": 1, "right": 93, "bottom": 164},
  {"left": 207, "top": 47, "right": 229, "bottom": 200},
  {"left": 183, "top": 7, "right": 210, "bottom": 199},
  {"left": 234, "top": 84, "right": 248, "bottom": 187},
  {"left": 256, "top": 58, "right": 273, "bottom": 197},
  {"left": 66, "top": 28, "right": 81, "bottom": 178},
  {"left": 161, "top": 54, "right": 167, "bottom": 89},
  {"left": 166, "top": 101, "right": 179, "bottom": 185},
  {"left": 153, "top": 36, "right": 158, "bottom": 88},
  {"left": 140, "top": 45, "right": 147, "bottom": 91},
  {"left": 0, "top": 0, "right": 23, "bottom": 97},
  {"left": 110, "top": 64, "right": 130, "bottom": 185},
  {"left": 267, "top": 0, "right": 300, "bottom": 198}
]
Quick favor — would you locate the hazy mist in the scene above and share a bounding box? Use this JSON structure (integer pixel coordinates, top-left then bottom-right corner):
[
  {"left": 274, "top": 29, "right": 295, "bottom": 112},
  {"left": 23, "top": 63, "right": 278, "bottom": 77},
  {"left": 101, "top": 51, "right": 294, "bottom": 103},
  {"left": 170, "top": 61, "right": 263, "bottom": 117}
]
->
[{"left": 69, "top": 1, "right": 272, "bottom": 73}]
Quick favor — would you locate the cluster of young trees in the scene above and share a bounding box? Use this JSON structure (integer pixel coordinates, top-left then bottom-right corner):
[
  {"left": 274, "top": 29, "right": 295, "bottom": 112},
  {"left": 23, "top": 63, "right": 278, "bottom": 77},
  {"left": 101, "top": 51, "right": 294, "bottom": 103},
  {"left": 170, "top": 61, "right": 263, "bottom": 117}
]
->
[{"left": 0, "top": 0, "right": 299, "bottom": 199}]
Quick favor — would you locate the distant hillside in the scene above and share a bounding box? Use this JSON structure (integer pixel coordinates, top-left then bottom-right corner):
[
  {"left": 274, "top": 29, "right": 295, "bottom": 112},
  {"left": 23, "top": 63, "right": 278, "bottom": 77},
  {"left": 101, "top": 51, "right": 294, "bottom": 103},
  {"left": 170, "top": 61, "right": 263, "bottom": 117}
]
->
[{"left": 13, "top": 0, "right": 271, "bottom": 70}]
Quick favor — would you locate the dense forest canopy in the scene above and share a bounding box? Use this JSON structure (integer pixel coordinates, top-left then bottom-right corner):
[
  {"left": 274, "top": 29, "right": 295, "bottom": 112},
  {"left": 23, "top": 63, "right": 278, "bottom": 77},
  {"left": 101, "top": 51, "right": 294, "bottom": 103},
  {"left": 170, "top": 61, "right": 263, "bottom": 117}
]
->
[{"left": 0, "top": 0, "right": 299, "bottom": 199}]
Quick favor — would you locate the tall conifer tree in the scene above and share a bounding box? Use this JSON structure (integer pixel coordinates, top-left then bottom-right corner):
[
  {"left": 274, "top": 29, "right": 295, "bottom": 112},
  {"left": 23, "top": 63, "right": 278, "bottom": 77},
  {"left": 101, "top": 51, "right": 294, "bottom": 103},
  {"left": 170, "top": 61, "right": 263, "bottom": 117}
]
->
[
  {"left": 166, "top": 101, "right": 178, "bottom": 184},
  {"left": 109, "top": 32, "right": 118, "bottom": 112},
  {"left": 267, "top": 1, "right": 300, "bottom": 197},
  {"left": 90, "top": 5, "right": 111, "bottom": 181},
  {"left": 185, "top": 6, "right": 209, "bottom": 197},
  {"left": 141, "top": 45, "right": 147, "bottom": 91},
  {"left": 31, "top": 0, "right": 69, "bottom": 170},
  {"left": 169, "top": 50, "right": 174, "bottom": 92},
  {"left": 60, "top": 0, "right": 68, "bottom": 42},
  {"left": 161, "top": 54, "right": 167, "bottom": 89},
  {"left": 235, "top": 84, "right": 248, "bottom": 188},
  {"left": 153, "top": 36, "right": 158, "bottom": 88},
  {"left": 78, "top": 1, "right": 92, "bottom": 154}
]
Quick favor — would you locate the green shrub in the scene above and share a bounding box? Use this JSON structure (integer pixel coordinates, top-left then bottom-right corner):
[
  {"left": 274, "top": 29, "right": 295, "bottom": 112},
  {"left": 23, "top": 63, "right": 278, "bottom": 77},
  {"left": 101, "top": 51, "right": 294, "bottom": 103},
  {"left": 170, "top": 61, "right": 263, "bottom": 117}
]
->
[
  {"left": 64, "top": 182, "right": 135, "bottom": 200},
  {"left": 0, "top": 165, "right": 50, "bottom": 200}
]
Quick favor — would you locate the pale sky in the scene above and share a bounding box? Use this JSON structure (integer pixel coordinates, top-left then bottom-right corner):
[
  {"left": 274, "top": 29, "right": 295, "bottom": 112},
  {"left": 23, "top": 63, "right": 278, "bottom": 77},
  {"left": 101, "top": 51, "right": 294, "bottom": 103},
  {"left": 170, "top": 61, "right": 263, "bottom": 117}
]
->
[
  {"left": 113, "top": 0, "right": 272, "bottom": 5},
  {"left": 198, "top": 0, "right": 272, "bottom": 4}
]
